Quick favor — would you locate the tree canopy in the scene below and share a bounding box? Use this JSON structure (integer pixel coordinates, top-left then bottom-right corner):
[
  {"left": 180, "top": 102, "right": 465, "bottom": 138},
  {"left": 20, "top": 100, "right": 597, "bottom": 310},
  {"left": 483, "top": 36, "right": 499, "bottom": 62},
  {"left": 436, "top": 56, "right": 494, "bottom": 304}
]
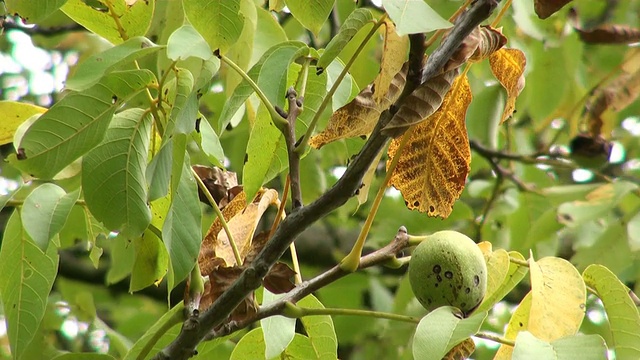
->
[{"left": 1, "top": 0, "right": 640, "bottom": 359}]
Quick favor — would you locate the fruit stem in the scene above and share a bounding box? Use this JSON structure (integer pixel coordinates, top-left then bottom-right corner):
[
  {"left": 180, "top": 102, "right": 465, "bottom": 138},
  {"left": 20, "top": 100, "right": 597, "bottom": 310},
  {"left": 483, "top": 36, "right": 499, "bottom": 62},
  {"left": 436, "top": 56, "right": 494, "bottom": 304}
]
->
[
  {"left": 382, "top": 256, "right": 411, "bottom": 269},
  {"left": 407, "top": 234, "right": 430, "bottom": 246}
]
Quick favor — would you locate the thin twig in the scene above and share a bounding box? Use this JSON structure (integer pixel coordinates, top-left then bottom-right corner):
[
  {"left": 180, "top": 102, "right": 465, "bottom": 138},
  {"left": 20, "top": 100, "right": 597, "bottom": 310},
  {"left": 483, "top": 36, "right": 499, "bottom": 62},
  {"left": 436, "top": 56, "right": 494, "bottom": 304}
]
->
[{"left": 284, "top": 87, "right": 304, "bottom": 209}]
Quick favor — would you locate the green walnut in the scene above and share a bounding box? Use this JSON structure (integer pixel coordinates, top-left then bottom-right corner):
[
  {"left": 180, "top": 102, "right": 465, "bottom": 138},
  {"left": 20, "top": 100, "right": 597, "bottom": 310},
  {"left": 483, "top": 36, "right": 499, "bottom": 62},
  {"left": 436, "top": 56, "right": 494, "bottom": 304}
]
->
[{"left": 409, "top": 230, "right": 487, "bottom": 316}]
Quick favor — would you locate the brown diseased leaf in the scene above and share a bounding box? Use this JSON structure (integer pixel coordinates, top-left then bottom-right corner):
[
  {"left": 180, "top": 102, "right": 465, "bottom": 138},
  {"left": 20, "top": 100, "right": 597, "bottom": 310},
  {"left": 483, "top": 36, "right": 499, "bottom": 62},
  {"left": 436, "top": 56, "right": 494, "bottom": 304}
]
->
[
  {"left": 489, "top": 48, "right": 526, "bottom": 124},
  {"left": 192, "top": 165, "right": 241, "bottom": 208},
  {"left": 534, "top": 0, "right": 572, "bottom": 19},
  {"left": 387, "top": 75, "right": 472, "bottom": 218},
  {"left": 443, "top": 338, "right": 475, "bottom": 360},
  {"left": 576, "top": 24, "right": 640, "bottom": 44},
  {"left": 584, "top": 70, "right": 640, "bottom": 136},
  {"left": 309, "top": 29, "right": 409, "bottom": 149},
  {"left": 445, "top": 26, "right": 506, "bottom": 72},
  {"left": 198, "top": 265, "right": 258, "bottom": 322},
  {"left": 382, "top": 68, "right": 459, "bottom": 138}
]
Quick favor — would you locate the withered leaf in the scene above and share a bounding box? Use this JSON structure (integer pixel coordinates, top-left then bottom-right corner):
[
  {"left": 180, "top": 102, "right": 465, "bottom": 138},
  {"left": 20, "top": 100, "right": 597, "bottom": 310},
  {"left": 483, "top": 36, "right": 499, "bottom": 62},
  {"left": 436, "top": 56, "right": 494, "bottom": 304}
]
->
[
  {"left": 197, "top": 266, "right": 258, "bottom": 322},
  {"left": 576, "top": 24, "right": 640, "bottom": 44},
  {"left": 264, "top": 262, "right": 297, "bottom": 294},
  {"left": 443, "top": 338, "right": 475, "bottom": 360},
  {"left": 215, "top": 189, "right": 279, "bottom": 266},
  {"left": 445, "top": 26, "right": 506, "bottom": 72},
  {"left": 374, "top": 19, "right": 409, "bottom": 104},
  {"left": 388, "top": 75, "right": 472, "bottom": 218},
  {"left": 489, "top": 48, "right": 526, "bottom": 124},
  {"left": 382, "top": 68, "right": 459, "bottom": 138},
  {"left": 192, "top": 165, "right": 242, "bottom": 208},
  {"left": 534, "top": 0, "right": 572, "bottom": 19},
  {"left": 584, "top": 70, "right": 640, "bottom": 136}
]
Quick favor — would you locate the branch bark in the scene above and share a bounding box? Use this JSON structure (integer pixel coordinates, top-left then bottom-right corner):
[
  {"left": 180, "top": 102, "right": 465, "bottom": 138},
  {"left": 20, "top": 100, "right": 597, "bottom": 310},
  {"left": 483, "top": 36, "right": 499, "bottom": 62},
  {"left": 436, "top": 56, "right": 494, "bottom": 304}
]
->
[{"left": 154, "top": 1, "right": 500, "bottom": 358}]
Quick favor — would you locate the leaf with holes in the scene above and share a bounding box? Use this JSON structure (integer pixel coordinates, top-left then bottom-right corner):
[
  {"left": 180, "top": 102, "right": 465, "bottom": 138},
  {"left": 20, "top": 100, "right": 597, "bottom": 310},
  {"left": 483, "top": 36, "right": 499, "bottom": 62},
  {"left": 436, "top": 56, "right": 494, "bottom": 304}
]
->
[
  {"left": 9, "top": 69, "right": 156, "bottom": 179},
  {"left": 309, "top": 64, "right": 407, "bottom": 149},
  {"left": 583, "top": 264, "right": 640, "bottom": 359},
  {"left": 387, "top": 74, "right": 472, "bottom": 218},
  {"left": 82, "top": 108, "right": 152, "bottom": 238},
  {"left": 183, "top": 0, "right": 244, "bottom": 53},
  {"left": 529, "top": 256, "right": 586, "bottom": 342},
  {"left": 317, "top": 8, "right": 375, "bottom": 70},
  {"left": 490, "top": 48, "right": 526, "bottom": 124},
  {"left": 0, "top": 212, "right": 59, "bottom": 360},
  {"left": 62, "top": 0, "right": 155, "bottom": 44}
]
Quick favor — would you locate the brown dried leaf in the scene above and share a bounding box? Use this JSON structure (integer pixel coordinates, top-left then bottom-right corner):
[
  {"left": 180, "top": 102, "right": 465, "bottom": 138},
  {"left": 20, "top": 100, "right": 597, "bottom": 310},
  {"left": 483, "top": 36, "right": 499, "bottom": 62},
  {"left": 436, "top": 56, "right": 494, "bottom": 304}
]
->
[
  {"left": 374, "top": 19, "right": 409, "bottom": 104},
  {"left": 309, "top": 64, "right": 407, "bottom": 148},
  {"left": 198, "top": 265, "right": 258, "bottom": 322},
  {"left": 264, "top": 262, "right": 297, "bottom": 294},
  {"left": 215, "top": 189, "right": 279, "bottom": 266},
  {"left": 387, "top": 75, "right": 472, "bottom": 218},
  {"left": 584, "top": 70, "right": 640, "bottom": 136},
  {"left": 192, "top": 165, "right": 241, "bottom": 208},
  {"left": 468, "top": 26, "right": 507, "bottom": 62},
  {"left": 489, "top": 48, "right": 526, "bottom": 124},
  {"left": 444, "top": 27, "right": 481, "bottom": 72},
  {"left": 442, "top": 338, "right": 475, "bottom": 360},
  {"left": 382, "top": 68, "right": 459, "bottom": 138},
  {"left": 534, "top": 0, "right": 572, "bottom": 19}
]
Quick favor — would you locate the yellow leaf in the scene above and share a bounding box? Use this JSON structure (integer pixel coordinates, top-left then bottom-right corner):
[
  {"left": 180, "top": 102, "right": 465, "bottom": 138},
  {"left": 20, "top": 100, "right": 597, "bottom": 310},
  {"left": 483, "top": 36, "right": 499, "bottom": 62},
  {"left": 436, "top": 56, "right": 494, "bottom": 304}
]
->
[
  {"left": 309, "top": 64, "right": 406, "bottom": 149},
  {"left": 528, "top": 256, "right": 586, "bottom": 342},
  {"left": 481, "top": 248, "right": 510, "bottom": 308},
  {"left": 356, "top": 148, "right": 384, "bottom": 210},
  {"left": 489, "top": 48, "right": 526, "bottom": 124},
  {"left": 387, "top": 74, "right": 472, "bottom": 218},
  {"left": 373, "top": 19, "right": 409, "bottom": 104},
  {"left": 0, "top": 101, "right": 47, "bottom": 146},
  {"left": 494, "top": 291, "right": 532, "bottom": 359}
]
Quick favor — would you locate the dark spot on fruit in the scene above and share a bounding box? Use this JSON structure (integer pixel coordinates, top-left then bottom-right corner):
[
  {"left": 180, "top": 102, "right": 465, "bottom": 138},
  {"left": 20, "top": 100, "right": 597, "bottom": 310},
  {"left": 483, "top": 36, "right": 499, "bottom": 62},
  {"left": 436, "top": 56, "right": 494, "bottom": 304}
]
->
[
  {"left": 436, "top": 275, "right": 442, "bottom": 282},
  {"left": 96, "top": 57, "right": 103, "bottom": 62},
  {"left": 444, "top": 271, "right": 453, "bottom": 279},
  {"left": 429, "top": 205, "right": 435, "bottom": 212},
  {"left": 413, "top": 200, "right": 420, "bottom": 207},
  {"left": 435, "top": 283, "right": 438, "bottom": 288},
  {"left": 465, "top": 287, "right": 471, "bottom": 294},
  {"left": 474, "top": 275, "right": 480, "bottom": 286},
  {"left": 433, "top": 265, "right": 441, "bottom": 273}
]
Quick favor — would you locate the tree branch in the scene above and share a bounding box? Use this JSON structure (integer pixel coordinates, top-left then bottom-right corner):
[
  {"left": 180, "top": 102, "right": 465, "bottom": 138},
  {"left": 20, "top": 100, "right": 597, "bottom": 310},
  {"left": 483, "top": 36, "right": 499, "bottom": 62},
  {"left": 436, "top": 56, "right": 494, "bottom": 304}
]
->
[
  {"left": 154, "top": 2, "right": 500, "bottom": 358},
  {"left": 284, "top": 87, "right": 304, "bottom": 209}
]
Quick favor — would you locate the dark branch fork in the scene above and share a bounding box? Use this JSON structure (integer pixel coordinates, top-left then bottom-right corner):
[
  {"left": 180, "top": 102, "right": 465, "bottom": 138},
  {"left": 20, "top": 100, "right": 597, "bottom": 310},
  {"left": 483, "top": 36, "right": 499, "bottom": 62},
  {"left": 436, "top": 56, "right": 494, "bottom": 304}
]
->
[{"left": 154, "top": 1, "right": 500, "bottom": 358}]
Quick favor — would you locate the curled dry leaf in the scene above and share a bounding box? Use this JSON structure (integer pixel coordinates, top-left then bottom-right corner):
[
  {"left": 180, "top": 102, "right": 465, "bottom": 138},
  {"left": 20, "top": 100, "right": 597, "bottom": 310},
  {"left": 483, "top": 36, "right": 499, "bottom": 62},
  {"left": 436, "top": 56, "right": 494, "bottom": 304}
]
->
[
  {"left": 192, "top": 165, "right": 242, "bottom": 208},
  {"left": 309, "top": 64, "right": 407, "bottom": 148},
  {"left": 569, "top": 8, "right": 640, "bottom": 44},
  {"left": 387, "top": 75, "right": 472, "bottom": 218},
  {"left": 309, "top": 22, "right": 409, "bottom": 149},
  {"left": 534, "top": 0, "right": 572, "bottom": 19},
  {"left": 382, "top": 68, "right": 459, "bottom": 138},
  {"left": 442, "top": 338, "right": 475, "bottom": 360},
  {"left": 489, "top": 48, "right": 526, "bottom": 124},
  {"left": 584, "top": 70, "right": 640, "bottom": 137},
  {"left": 444, "top": 25, "right": 506, "bottom": 72}
]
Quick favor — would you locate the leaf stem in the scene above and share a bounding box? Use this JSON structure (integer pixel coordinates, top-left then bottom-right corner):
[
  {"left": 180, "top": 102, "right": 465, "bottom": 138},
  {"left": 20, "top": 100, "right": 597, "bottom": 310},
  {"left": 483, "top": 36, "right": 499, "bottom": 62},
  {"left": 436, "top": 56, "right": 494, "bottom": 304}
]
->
[
  {"left": 491, "top": 0, "right": 512, "bottom": 27},
  {"left": 190, "top": 167, "right": 242, "bottom": 266},
  {"left": 295, "top": 14, "right": 388, "bottom": 155},
  {"left": 474, "top": 331, "right": 515, "bottom": 347},
  {"left": 282, "top": 302, "right": 420, "bottom": 323},
  {"left": 509, "top": 256, "right": 529, "bottom": 267},
  {"left": 217, "top": 53, "right": 288, "bottom": 132}
]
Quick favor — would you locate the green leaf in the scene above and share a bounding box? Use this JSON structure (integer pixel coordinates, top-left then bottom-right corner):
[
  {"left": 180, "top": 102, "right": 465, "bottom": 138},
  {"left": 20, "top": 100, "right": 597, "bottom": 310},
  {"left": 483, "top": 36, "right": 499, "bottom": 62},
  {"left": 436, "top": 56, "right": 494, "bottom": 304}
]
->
[
  {"left": 298, "top": 295, "right": 338, "bottom": 360},
  {"left": 317, "top": 8, "right": 374, "bottom": 69},
  {"left": 512, "top": 331, "right": 608, "bottom": 360},
  {"left": 21, "top": 184, "right": 79, "bottom": 251},
  {"left": 167, "top": 25, "right": 213, "bottom": 61},
  {"left": 557, "top": 181, "right": 638, "bottom": 227},
  {"left": 627, "top": 210, "right": 640, "bottom": 251},
  {"left": 0, "top": 101, "right": 47, "bottom": 146},
  {"left": 476, "top": 248, "right": 510, "bottom": 313},
  {"left": 130, "top": 230, "right": 169, "bottom": 292},
  {"left": 61, "top": 0, "right": 155, "bottom": 44},
  {"left": 230, "top": 327, "right": 316, "bottom": 360},
  {"left": 106, "top": 234, "right": 135, "bottom": 285},
  {"left": 0, "top": 212, "right": 59, "bottom": 360},
  {"left": 284, "top": 0, "right": 334, "bottom": 35},
  {"left": 381, "top": 0, "right": 451, "bottom": 36},
  {"left": 52, "top": 354, "right": 116, "bottom": 360},
  {"left": 195, "top": 56, "right": 222, "bottom": 93},
  {"left": 146, "top": 141, "right": 173, "bottom": 202},
  {"left": 123, "top": 302, "right": 184, "bottom": 360},
  {"left": 167, "top": 68, "right": 198, "bottom": 135},
  {"left": 412, "top": 307, "right": 487, "bottom": 360},
  {"left": 162, "top": 154, "right": 202, "bottom": 291},
  {"left": 82, "top": 108, "right": 152, "bottom": 238},
  {"left": 183, "top": 0, "right": 244, "bottom": 54},
  {"left": 66, "top": 36, "right": 162, "bottom": 91},
  {"left": 326, "top": 58, "right": 360, "bottom": 111},
  {"left": 261, "top": 289, "right": 296, "bottom": 359},
  {"left": 218, "top": 41, "right": 308, "bottom": 131},
  {"left": 5, "top": 0, "right": 67, "bottom": 22},
  {"left": 253, "top": 7, "right": 288, "bottom": 65},
  {"left": 192, "top": 114, "right": 225, "bottom": 167},
  {"left": 583, "top": 264, "right": 640, "bottom": 359},
  {"left": 10, "top": 69, "right": 157, "bottom": 179},
  {"left": 243, "top": 104, "right": 282, "bottom": 201},
  {"left": 476, "top": 251, "right": 528, "bottom": 313},
  {"left": 225, "top": 0, "right": 257, "bottom": 94}
]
